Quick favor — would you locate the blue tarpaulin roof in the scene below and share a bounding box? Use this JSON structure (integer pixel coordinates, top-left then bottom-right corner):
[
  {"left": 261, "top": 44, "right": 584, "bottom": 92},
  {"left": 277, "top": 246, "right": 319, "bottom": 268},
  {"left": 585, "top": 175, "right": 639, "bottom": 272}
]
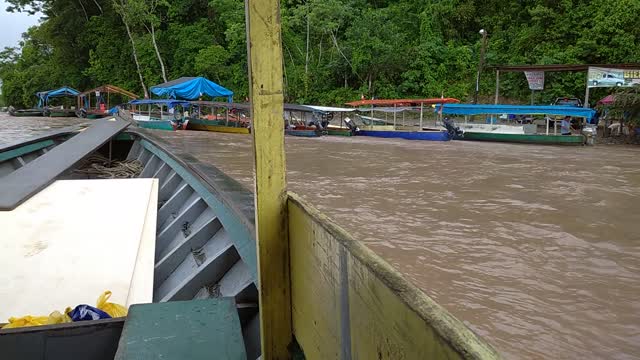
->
[
  {"left": 441, "top": 104, "right": 596, "bottom": 122},
  {"left": 150, "top": 77, "right": 233, "bottom": 102},
  {"left": 36, "top": 86, "right": 80, "bottom": 107}
]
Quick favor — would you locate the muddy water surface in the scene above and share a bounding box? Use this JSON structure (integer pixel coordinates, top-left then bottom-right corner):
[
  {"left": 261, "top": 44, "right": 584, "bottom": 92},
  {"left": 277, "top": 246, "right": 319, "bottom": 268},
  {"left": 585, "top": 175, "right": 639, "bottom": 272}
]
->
[{"left": 2, "top": 114, "right": 639, "bottom": 359}]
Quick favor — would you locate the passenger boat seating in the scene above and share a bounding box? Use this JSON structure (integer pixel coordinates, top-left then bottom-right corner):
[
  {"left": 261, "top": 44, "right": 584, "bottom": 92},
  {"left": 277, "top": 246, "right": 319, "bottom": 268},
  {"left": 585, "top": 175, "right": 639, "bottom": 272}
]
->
[{"left": 0, "top": 118, "right": 130, "bottom": 211}]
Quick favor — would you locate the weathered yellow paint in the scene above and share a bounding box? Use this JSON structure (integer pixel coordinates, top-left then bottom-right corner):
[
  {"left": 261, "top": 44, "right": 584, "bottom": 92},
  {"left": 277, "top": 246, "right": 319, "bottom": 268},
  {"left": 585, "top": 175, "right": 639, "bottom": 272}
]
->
[
  {"left": 245, "top": 0, "right": 291, "bottom": 359},
  {"left": 288, "top": 193, "right": 501, "bottom": 360},
  {"left": 187, "top": 123, "right": 250, "bottom": 134}
]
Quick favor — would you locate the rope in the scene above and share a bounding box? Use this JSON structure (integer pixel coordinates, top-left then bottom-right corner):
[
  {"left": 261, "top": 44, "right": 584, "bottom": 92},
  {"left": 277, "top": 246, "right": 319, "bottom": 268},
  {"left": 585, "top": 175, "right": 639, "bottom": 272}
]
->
[{"left": 74, "top": 154, "right": 143, "bottom": 179}]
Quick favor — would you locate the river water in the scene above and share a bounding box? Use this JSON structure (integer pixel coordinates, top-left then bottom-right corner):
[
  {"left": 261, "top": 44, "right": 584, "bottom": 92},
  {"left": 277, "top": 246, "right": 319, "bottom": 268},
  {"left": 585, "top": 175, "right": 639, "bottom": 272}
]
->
[{"left": 2, "top": 114, "right": 639, "bottom": 359}]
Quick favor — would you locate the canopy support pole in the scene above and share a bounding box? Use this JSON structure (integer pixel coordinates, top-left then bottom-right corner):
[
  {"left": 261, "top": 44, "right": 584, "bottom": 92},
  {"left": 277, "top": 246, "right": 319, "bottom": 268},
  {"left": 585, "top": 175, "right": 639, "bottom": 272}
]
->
[
  {"left": 546, "top": 117, "right": 549, "bottom": 135},
  {"left": 419, "top": 102, "right": 424, "bottom": 130},
  {"left": 584, "top": 71, "right": 590, "bottom": 108},
  {"left": 341, "top": 112, "right": 344, "bottom": 129},
  {"left": 246, "top": 0, "right": 292, "bottom": 358},
  {"left": 393, "top": 104, "right": 397, "bottom": 128},
  {"left": 402, "top": 110, "right": 405, "bottom": 127},
  {"left": 494, "top": 70, "right": 500, "bottom": 104}
]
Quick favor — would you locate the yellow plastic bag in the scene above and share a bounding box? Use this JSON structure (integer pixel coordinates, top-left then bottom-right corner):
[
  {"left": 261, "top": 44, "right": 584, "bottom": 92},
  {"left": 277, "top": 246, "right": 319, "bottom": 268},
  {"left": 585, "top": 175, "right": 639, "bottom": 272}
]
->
[
  {"left": 96, "top": 291, "right": 127, "bottom": 318},
  {"left": 47, "top": 310, "right": 72, "bottom": 325},
  {"left": 2, "top": 315, "right": 49, "bottom": 329}
]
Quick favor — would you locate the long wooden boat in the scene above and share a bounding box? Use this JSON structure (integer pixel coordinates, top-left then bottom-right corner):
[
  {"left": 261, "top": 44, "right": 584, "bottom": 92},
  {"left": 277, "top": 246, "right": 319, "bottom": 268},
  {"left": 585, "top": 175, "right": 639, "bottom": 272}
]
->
[
  {"left": 0, "top": 117, "right": 499, "bottom": 360},
  {"left": 44, "top": 108, "right": 77, "bottom": 117},
  {"left": 187, "top": 118, "right": 250, "bottom": 134},
  {"left": 8, "top": 108, "right": 43, "bottom": 117},
  {"left": 441, "top": 104, "right": 596, "bottom": 146},
  {"left": 357, "top": 129, "right": 451, "bottom": 141},
  {"left": 462, "top": 131, "right": 586, "bottom": 145},
  {"left": 285, "top": 129, "right": 320, "bottom": 137},
  {"left": 326, "top": 128, "right": 353, "bottom": 136}
]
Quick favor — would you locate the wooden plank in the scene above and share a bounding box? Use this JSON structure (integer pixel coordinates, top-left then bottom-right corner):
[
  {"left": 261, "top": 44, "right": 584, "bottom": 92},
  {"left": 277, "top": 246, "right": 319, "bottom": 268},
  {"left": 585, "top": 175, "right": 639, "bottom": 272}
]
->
[
  {"left": 115, "top": 299, "right": 246, "bottom": 360},
  {"left": 0, "top": 118, "right": 129, "bottom": 210},
  {"left": 245, "top": 0, "right": 291, "bottom": 358},
  {"left": 287, "top": 193, "right": 501, "bottom": 360}
]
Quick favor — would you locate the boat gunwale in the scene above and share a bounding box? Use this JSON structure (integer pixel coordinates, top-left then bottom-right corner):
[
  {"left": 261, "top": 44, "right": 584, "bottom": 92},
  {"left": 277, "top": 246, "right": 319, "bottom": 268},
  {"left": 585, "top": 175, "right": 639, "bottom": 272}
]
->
[
  {"left": 0, "top": 123, "right": 88, "bottom": 154},
  {"left": 287, "top": 192, "right": 501, "bottom": 360}
]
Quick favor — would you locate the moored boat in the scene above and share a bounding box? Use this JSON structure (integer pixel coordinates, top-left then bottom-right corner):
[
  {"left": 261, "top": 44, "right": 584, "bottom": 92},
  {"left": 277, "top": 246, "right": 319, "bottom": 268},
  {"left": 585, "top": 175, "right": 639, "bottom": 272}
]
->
[
  {"left": 37, "top": 86, "right": 80, "bottom": 118},
  {"left": 8, "top": 108, "right": 43, "bottom": 117},
  {"left": 441, "top": 104, "right": 597, "bottom": 145},
  {"left": 124, "top": 99, "right": 191, "bottom": 131},
  {"left": 77, "top": 85, "right": 139, "bottom": 119},
  {"left": 346, "top": 98, "right": 460, "bottom": 141},
  {"left": 187, "top": 101, "right": 251, "bottom": 134}
]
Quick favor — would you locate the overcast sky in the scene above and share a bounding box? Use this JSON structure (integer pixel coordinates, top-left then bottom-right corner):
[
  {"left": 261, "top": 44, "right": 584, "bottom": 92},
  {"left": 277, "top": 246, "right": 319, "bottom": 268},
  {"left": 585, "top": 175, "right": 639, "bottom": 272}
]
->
[{"left": 0, "top": 0, "right": 41, "bottom": 49}]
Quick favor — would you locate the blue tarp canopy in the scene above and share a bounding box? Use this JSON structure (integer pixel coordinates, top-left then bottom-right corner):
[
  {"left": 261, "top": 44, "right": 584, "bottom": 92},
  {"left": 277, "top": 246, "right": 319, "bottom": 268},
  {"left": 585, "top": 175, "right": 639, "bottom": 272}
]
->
[
  {"left": 150, "top": 77, "right": 233, "bottom": 102},
  {"left": 129, "top": 99, "right": 191, "bottom": 108},
  {"left": 441, "top": 104, "right": 596, "bottom": 122},
  {"left": 36, "top": 86, "right": 80, "bottom": 107}
]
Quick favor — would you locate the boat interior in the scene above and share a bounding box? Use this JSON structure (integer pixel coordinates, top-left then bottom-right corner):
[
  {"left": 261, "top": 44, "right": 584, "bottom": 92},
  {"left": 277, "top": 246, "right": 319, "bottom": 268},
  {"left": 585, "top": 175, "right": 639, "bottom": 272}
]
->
[{"left": 0, "top": 119, "right": 261, "bottom": 360}]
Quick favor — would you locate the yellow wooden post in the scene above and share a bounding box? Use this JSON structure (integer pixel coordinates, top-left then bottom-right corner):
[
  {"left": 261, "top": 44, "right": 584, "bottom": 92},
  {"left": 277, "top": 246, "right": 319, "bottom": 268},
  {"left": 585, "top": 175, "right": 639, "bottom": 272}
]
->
[{"left": 245, "top": 0, "right": 292, "bottom": 359}]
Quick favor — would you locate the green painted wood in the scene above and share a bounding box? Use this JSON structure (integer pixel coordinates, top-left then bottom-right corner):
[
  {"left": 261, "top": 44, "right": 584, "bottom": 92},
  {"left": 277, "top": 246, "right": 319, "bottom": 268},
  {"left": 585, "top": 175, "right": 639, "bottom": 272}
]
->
[
  {"left": 462, "top": 132, "right": 585, "bottom": 145},
  {"left": 136, "top": 120, "right": 175, "bottom": 131},
  {"left": 140, "top": 139, "right": 257, "bottom": 279},
  {"left": 189, "top": 118, "right": 227, "bottom": 126},
  {"left": 0, "top": 140, "right": 54, "bottom": 163},
  {"left": 327, "top": 129, "right": 352, "bottom": 137},
  {"left": 115, "top": 299, "right": 246, "bottom": 360}
]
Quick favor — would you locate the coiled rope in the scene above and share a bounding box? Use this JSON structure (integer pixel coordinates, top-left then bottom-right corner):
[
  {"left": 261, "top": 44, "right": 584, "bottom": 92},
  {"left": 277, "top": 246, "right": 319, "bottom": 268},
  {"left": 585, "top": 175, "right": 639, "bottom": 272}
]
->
[{"left": 74, "top": 154, "right": 143, "bottom": 179}]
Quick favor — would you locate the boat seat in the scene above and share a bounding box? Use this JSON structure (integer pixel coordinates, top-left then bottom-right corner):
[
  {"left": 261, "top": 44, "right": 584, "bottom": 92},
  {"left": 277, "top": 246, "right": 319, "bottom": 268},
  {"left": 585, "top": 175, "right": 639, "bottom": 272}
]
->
[
  {"left": 114, "top": 298, "right": 247, "bottom": 360},
  {"left": 0, "top": 117, "right": 129, "bottom": 211}
]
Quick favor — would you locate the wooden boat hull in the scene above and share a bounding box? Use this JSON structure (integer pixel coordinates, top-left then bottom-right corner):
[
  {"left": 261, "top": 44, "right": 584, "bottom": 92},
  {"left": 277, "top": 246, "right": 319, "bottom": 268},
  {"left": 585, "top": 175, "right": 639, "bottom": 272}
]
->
[
  {"left": 9, "top": 110, "right": 43, "bottom": 117},
  {"left": 326, "top": 128, "right": 353, "bottom": 136},
  {"left": 285, "top": 129, "right": 320, "bottom": 137},
  {"left": 462, "top": 131, "right": 585, "bottom": 145},
  {"left": 187, "top": 119, "right": 250, "bottom": 134},
  {"left": 357, "top": 129, "right": 451, "bottom": 141},
  {"left": 134, "top": 119, "right": 176, "bottom": 131}
]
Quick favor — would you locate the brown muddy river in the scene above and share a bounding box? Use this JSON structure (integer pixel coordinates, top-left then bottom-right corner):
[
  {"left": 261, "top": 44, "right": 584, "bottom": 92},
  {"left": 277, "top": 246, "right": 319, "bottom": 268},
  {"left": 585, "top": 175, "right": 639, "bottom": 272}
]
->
[{"left": 2, "top": 114, "right": 639, "bottom": 359}]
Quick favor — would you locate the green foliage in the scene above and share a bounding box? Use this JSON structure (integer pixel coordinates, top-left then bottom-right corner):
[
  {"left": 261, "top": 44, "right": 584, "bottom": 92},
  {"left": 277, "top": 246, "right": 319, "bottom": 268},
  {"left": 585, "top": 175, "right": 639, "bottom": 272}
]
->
[{"left": 1, "top": 0, "right": 639, "bottom": 108}]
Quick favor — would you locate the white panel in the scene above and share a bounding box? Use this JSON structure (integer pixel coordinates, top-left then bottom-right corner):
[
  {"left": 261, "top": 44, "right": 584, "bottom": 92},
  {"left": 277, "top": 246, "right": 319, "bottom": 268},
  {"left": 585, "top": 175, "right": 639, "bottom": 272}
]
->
[{"left": 0, "top": 179, "right": 158, "bottom": 320}]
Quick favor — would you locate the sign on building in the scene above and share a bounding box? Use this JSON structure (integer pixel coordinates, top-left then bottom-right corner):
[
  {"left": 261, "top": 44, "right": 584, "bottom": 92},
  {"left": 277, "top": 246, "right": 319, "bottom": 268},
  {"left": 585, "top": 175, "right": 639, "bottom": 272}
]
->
[
  {"left": 524, "top": 71, "right": 545, "bottom": 90},
  {"left": 588, "top": 67, "right": 640, "bottom": 88}
]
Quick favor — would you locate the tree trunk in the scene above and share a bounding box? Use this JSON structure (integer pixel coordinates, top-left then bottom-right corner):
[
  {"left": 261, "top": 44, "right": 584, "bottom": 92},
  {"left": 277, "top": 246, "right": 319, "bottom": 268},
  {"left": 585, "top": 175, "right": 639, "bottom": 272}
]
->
[
  {"left": 304, "top": 1, "right": 310, "bottom": 97},
  {"left": 149, "top": 23, "right": 168, "bottom": 82},
  {"left": 122, "top": 17, "right": 149, "bottom": 98},
  {"left": 91, "top": 0, "right": 103, "bottom": 14},
  {"left": 77, "top": 0, "right": 89, "bottom": 21}
]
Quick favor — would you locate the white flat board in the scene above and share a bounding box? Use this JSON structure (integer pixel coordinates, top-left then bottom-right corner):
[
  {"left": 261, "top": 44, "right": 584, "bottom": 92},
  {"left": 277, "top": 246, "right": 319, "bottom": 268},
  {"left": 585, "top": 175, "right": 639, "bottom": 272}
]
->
[{"left": 0, "top": 179, "right": 158, "bottom": 320}]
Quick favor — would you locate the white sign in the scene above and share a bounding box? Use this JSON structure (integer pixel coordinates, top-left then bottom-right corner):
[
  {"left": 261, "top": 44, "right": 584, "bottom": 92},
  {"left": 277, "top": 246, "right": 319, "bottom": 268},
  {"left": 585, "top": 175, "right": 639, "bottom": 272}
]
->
[
  {"left": 524, "top": 71, "right": 545, "bottom": 90},
  {"left": 588, "top": 67, "right": 639, "bottom": 88}
]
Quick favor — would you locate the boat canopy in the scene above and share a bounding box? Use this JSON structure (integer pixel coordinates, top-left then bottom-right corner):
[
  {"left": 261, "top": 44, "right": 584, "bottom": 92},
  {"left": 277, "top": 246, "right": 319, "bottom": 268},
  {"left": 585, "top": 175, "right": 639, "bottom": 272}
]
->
[
  {"left": 150, "top": 77, "right": 234, "bottom": 102},
  {"left": 345, "top": 98, "right": 460, "bottom": 107},
  {"left": 441, "top": 104, "right": 597, "bottom": 122},
  {"left": 78, "top": 84, "right": 139, "bottom": 110},
  {"left": 129, "top": 99, "right": 191, "bottom": 108},
  {"left": 36, "top": 86, "right": 80, "bottom": 107}
]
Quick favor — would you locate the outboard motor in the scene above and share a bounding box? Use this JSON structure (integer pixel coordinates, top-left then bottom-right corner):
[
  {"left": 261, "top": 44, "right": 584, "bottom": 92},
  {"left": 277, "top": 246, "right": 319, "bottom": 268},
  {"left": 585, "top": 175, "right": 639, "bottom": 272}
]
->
[
  {"left": 442, "top": 117, "right": 464, "bottom": 139},
  {"left": 582, "top": 124, "right": 597, "bottom": 146},
  {"left": 343, "top": 117, "right": 359, "bottom": 134}
]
